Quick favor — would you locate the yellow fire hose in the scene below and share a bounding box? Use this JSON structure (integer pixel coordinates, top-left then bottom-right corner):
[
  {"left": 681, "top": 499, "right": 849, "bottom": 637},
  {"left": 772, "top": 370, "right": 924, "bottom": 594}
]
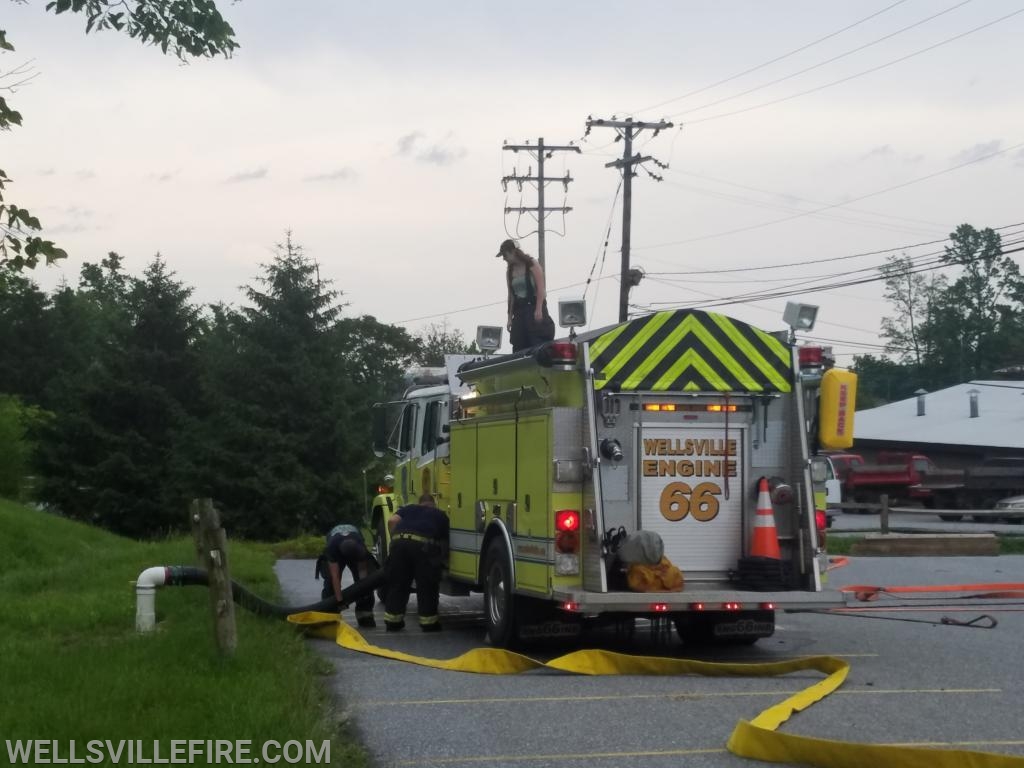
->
[{"left": 288, "top": 611, "right": 1024, "bottom": 768}]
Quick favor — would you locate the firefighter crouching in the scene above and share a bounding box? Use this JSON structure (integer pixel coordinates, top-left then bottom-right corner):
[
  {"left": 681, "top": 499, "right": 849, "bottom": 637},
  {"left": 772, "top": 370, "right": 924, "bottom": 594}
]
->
[
  {"left": 383, "top": 493, "right": 450, "bottom": 632},
  {"left": 316, "top": 523, "right": 378, "bottom": 628}
]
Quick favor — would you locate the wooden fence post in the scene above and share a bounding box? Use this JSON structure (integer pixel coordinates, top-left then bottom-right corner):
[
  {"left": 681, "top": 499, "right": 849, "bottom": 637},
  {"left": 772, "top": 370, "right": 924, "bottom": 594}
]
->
[
  {"left": 189, "top": 499, "right": 204, "bottom": 567},
  {"left": 880, "top": 493, "right": 890, "bottom": 535},
  {"left": 197, "top": 498, "right": 237, "bottom": 655}
]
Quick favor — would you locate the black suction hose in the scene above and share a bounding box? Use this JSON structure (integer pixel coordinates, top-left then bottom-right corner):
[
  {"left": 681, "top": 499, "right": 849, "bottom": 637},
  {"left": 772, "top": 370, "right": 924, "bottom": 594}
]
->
[{"left": 164, "top": 565, "right": 388, "bottom": 620}]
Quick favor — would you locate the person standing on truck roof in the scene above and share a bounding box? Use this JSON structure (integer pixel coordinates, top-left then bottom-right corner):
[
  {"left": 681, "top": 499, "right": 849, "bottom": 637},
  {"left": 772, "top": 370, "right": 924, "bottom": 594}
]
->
[
  {"left": 316, "top": 524, "right": 378, "bottom": 628},
  {"left": 383, "top": 493, "right": 450, "bottom": 632},
  {"left": 497, "top": 238, "right": 555, "bottom": 353}
]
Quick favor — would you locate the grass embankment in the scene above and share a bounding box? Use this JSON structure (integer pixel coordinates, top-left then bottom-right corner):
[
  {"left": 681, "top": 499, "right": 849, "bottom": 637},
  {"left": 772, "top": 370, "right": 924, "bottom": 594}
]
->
[
  {"left": 827, "top": 533, "right": 1024, "bottom": 555},
  {"left": 0, "top": 498, "right": 368, "bottom": 767}
]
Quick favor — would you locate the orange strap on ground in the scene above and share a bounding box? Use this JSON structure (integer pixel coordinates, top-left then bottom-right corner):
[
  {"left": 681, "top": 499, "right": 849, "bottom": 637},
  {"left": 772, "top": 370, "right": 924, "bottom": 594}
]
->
[{"left": 841, "top": 583, "right": 1024, "bottom": 601}]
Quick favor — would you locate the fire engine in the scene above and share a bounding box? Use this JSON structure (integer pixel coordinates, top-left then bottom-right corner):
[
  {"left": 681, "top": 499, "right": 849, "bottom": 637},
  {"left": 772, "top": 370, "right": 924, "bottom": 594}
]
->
[{"left": 371, "top": 302, "right": 856, "bottom": 647}]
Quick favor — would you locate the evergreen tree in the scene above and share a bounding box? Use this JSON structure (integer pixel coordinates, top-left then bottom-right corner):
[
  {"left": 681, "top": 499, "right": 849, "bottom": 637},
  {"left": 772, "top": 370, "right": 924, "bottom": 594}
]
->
[
  {"left": 192, "top": 233, "right": 364, "bottom": 539},
  {"left": 34, "top": 254, "right": 204, "bottom": 535}
]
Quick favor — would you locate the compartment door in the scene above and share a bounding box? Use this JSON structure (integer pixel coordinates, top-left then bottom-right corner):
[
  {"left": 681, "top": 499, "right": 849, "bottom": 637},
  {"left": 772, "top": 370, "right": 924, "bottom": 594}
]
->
[{"left": 637, "top": 425, "right": 745, "bottom": 576}]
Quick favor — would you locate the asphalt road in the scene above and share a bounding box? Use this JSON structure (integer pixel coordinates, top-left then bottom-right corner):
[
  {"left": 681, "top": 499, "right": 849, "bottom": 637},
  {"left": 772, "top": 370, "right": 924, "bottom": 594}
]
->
[{"left": 275, "top": 556, "right": 1024, "bottom": 768}]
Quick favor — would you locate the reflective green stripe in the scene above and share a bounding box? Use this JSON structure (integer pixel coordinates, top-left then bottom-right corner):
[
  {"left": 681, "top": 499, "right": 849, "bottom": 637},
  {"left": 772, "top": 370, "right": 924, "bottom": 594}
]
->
[
  {"left": 383, "top": 612, "right": 404, "bottom": 623},
  {"left": 418, "top": 615, "right": 440, "bottom": 625},
  {"left": 709, "top": 312, "right": 791, "bottom": 392},
  {"left": 654, "top": 347, "right": 729, "bottom": 391},
  {"left": 587, "top": 321, "right": 629, "bottom": 361},
  {"left": 588, "top": 310, "right": 793, "bottom": 393},
  {"left": 594, "top": 312, "right": 673, "bottom": 391}
]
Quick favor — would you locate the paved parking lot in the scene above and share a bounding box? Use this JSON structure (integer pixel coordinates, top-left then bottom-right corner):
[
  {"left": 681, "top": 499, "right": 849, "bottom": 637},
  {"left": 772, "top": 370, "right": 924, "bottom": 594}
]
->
[{"left": 276, "top": 556, "right": 1024, "bottom": 768}]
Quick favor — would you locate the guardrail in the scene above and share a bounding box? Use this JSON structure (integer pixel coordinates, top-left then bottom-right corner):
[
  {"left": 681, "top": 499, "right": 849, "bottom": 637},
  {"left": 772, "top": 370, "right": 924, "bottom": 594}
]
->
[{"left": 827, "top": 494, "right": 1019, "bottom": 534}]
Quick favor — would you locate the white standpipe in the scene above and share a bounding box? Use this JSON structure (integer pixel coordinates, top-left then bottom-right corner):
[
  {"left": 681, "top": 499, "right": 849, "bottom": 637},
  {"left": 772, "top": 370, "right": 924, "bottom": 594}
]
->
[{"left": 135, "top": 567, "right": 169, "bottom": 633}]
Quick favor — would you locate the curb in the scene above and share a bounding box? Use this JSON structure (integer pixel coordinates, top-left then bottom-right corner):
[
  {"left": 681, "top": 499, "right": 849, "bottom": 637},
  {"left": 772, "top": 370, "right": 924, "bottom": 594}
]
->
[{"left": 850, "top": 533, "right": 999, "bottom": 557}]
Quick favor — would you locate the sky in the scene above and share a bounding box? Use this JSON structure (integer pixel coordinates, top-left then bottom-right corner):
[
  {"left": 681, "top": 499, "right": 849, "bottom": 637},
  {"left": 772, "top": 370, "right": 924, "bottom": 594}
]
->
[{"left": 5, "top": 0, "right": 1024, "bottom": 360}]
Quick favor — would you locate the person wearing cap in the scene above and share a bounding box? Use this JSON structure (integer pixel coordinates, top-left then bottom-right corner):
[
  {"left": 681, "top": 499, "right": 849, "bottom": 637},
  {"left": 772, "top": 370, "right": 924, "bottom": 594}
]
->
[
  {"left": 496, "top": 238, "right": 555, "bottom": 352},
  {"left": 316, "top": 523, "right": 378, "bottom": 628},
  {"left": 382, "top": 493, "right": 450, "bottom": 632}
]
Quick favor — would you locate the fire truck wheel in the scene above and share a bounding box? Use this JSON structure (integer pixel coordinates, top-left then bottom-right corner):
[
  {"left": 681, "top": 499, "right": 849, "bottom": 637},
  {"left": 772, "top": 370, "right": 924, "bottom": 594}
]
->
[
  {"left": 374, "top": 519, "right": 389, "bottom": 603},
  {"left": 483, "top": 539, "right": 517, "bottom": 648}
]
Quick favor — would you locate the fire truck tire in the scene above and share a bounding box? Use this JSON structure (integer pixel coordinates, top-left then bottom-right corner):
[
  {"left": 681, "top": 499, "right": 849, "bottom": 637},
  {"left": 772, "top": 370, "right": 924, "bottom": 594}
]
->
[
  {"left": 483, "top": 539, "right": 518, "bottom": 648},
  {"left": 374, "top": 519, "right": 389, "bottom": 603}
]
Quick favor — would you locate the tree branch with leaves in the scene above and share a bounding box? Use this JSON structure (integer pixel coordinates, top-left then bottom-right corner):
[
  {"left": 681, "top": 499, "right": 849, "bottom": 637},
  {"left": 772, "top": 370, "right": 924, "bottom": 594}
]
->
[{"left": 1, "top": 0, "right": 238, "bottom": 271}]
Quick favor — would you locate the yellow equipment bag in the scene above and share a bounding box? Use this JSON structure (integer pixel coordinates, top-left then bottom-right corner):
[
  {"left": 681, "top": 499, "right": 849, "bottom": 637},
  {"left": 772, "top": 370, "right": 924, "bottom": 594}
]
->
[{"left": 627, "top": 556, "right": 684, "bottom": 592}]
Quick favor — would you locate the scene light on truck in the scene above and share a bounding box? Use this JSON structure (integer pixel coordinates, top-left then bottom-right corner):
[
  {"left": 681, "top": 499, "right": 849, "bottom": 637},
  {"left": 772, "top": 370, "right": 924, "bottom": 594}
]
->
[{"left": 651, "top": 603, "right": 670, "bottom": 613}]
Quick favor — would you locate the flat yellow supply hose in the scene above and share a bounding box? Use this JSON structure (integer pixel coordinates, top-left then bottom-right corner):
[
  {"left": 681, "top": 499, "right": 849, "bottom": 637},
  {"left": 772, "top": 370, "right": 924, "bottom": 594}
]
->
[{"left": 288, "top": 612, "right": 1024, "bottom": 768}]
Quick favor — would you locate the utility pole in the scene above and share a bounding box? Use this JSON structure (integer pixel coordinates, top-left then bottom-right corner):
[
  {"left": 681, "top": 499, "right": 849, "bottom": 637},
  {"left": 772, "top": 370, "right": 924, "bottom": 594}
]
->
[
  {"left": 585, "top": 117, "right": 673, "bottom": 322},
  {"left": 502, "top": 138, "right": 581, "bottom": 269}
]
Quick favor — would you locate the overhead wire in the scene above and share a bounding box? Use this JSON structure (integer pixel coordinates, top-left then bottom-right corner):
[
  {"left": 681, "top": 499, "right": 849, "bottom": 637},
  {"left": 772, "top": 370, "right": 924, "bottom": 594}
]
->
[
  {"left": 634, "top": 142, "right": 1024, "bottom": 252},
  {"left": 636, "top": 0, "right": 911, "bottom": 114},
  {"left": 642, "top": 222, "right": 1024, "bottom": 276},
  {"left": 667, "top": 0, "right": 973, "bottom": 119},
  {"left": 682, "top": 7, "right": 1024, "bottom": 125}
]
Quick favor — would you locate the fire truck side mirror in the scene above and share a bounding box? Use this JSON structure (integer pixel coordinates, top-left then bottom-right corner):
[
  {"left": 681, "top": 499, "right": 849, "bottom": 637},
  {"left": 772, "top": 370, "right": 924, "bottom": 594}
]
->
[{"left": 372, "top": 406, "right": 388, "bottom": 458}]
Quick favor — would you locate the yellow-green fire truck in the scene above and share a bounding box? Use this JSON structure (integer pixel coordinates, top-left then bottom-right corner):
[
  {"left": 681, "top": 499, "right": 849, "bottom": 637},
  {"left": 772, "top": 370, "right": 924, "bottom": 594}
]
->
[{"left": 372, "top": 308, "right": 854, "bottom": 647}]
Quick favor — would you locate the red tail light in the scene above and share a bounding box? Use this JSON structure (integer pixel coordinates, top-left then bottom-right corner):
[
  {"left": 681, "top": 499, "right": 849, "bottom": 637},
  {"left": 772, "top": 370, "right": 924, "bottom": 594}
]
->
[
  {"left": 651, "top": 603, "right": 670, "bottom": 613},
  {"left": 815, "top": 509, "right": 827, "bottom": 532},
  {"left": 547, "top": 342, "right": 578, "bottom": 363},
  {"left": 798, "top": 346, "right": 823, "bottom": 367},
  {"left": 555, "top": 510, "right": 580, "bottom": 532}
]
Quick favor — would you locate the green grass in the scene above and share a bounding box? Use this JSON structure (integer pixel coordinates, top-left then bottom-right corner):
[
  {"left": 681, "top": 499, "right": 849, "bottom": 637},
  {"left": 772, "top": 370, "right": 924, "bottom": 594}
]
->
[
  {"left": 0, "top": 498, "right": 369, "bottom": 768},
  {"left": 827, "top": 533, "right": 1024, "bottom": 555}
]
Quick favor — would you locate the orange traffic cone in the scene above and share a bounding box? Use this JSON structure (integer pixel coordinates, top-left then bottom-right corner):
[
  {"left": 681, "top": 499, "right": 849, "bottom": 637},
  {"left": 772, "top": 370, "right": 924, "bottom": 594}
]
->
[{"left": 751, "top": 477, "right": 782, "bottom": 560}]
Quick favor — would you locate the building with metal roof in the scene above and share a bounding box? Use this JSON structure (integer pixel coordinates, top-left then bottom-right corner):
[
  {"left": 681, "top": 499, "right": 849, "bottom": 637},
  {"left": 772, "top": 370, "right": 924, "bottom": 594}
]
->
[{"left": 854, "top": 380, "right": 1024, "bottom": 467}]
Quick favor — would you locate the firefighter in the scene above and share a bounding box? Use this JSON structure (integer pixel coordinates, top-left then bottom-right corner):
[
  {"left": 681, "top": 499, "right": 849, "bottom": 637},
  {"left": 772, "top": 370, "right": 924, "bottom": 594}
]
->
[
  {"left": 316, "top": 523, "right": 377, "bottom": 628},
  {"left": 497, "top": 238, "right": 555, "bottom": 352},
  {"left": 383, "top": 493, "right": 450, "bottom": 632}
]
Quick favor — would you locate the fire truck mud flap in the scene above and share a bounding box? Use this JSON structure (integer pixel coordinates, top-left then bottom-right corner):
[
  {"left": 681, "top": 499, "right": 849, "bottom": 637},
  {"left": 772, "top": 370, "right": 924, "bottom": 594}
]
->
[{"left": 288, "top": 612, "right": 1024, "bottom": 768}]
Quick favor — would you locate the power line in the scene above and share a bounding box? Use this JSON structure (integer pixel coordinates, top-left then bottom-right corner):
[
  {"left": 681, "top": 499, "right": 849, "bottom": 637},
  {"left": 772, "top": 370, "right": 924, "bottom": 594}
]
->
[
  {"left": 663, "top": 167, "right": 949, "bottom": 229},
  {"left": 636, "top": 0, "right": 911, "bottom": 114},
  {"left": 668, "top": 0, "right": 973, "bottom": 119},
  {"left": 652, "top": 243, "right": 1024, "bottom": 311},
  {"left": 643, "top": 222, "right": 1024, "bottom": 276},
  {"left": 634, "top": 141, "right": 1024, "bottom": 252},
  {"left": 682, "top": 7, "right": 1024, "bottom": 125}
]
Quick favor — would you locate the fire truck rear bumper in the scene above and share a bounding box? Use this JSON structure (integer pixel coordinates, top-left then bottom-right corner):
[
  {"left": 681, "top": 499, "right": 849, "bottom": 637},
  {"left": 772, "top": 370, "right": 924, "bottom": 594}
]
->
[{"left": 550, "top": 587, "right": 844, "bottom": 613}]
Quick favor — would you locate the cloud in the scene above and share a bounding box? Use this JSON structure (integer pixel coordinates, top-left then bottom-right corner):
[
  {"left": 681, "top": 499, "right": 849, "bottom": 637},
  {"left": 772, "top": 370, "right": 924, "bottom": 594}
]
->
[
  {"left": 38, "top": 168, "right": 56, "bottom": 176},
  {"left": 950, "top": 140, "right": 1003, "bottom": 165},
  {"left": 224, "top": 167, "right": 268, "bottom": 183},
  {"left": 75, "top": 170, "right": 96, "bottom": 181},
  {"left": 148, "top": 171, "right": 178, "bottom": 183},
  {"left": 861, "top": 145, "right": 894, "bottom": 160},
  {"left": 396, "top": 132, "right": 424, "bottom": 156},
  {"left": 1015, "top": 148, "right": 1024, "bottom": 168},
  {"left": 904, "top": 154, "right": 925, "bottom": 164},
  {"left": 303, "top": 167, "right": 357, "bottom": 182},
  {"left": 395, "top": 131, "right": 467, "bottom": 166}
]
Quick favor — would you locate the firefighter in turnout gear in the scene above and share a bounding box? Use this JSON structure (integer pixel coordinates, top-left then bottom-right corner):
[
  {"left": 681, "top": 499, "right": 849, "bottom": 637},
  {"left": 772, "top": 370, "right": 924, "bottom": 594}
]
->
[
  {"left": 383, "top": 494, "right": 450, "bottom": 632},
  {"left": 317, "top": 524, "right": 377, "bottom": 628}
]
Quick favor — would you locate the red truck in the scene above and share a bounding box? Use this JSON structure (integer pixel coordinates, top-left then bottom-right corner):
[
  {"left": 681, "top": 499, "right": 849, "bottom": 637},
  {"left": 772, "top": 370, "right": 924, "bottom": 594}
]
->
[{"left": 845, "top": 451, "right": 939, "bottom": 507}]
